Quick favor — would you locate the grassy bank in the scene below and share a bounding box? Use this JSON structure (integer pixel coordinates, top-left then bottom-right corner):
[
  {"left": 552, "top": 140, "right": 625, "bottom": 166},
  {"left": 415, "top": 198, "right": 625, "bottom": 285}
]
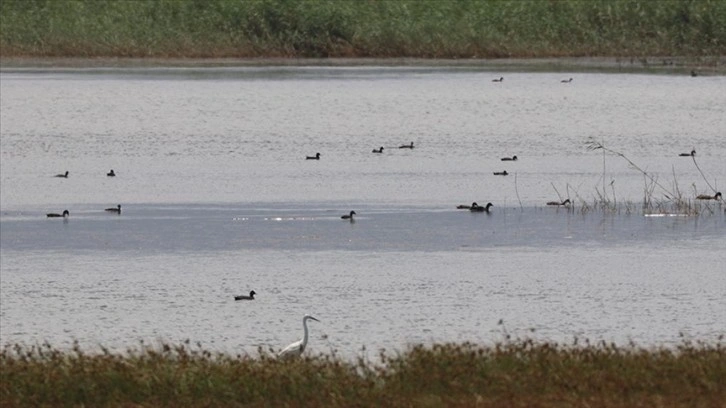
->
[
  {"left": 2, "top": 339, "right": 725, "bottom": 407},
  {"left": 1, "top": 0, "right": 725, "bottom": 59}
]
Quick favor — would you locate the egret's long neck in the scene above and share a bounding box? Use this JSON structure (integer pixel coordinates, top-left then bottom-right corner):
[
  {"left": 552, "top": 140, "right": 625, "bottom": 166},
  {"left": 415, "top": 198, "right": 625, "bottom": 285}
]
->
[{"left": 302, "top": 318, "right": 310, "bottom": 347}]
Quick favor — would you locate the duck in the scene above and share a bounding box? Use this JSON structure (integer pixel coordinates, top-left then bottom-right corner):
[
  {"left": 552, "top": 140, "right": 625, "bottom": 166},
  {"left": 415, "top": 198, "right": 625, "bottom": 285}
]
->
[
  {"left": 493, "top": 171, "right": 508, "bottom": 176},
  {"left": 105, "top": 204, "right": 121, "bottom": 214},
  {"left": 234, "top": 290, "right": 256, "bottom": 301},
  {"left": 341, "top": 210, "right": 356, "bottom": 220},
  {"left": 54, "top": 171, "right": 69, "bottom": 178},
  {"left": 561, "top": 78, "right": 573, "bottom": 83},
  {"left": 456, "top": 202, "right": 478, "bottom": 210},
  {"left": 107, "top": 169, "right": 115, "bottom": 177},
  {"left": 678, "top": 149, "right": 695, "bottom": 157},
  {"left": 691, "top": 70, "right": 698, "bottom": 77},
  {"left": 372, "top": 147, "right": 384, "bottom": 153},
  {"left": 306, "top": 153, "right": 321, "bottom": 160},
  {"left": 399, "top": 142, "right": 414, "bottom": 149},
  {"left": 547, "top": 199, "right": 571, "bottom": 206},
  {"left": 492, "top": 77, "right": 504, "bottom": 82},
  {"left": 470, "top": 202, "right": 493, "bottom": 213},
  {"left": 696, "top": 192, "right": 722, "bottom": 200},
  {"left": 500, "top": 155, "right": 518, "bottom": 161},
  {"left": 47, "top": 210, "right": 70, "bottom": 218}
]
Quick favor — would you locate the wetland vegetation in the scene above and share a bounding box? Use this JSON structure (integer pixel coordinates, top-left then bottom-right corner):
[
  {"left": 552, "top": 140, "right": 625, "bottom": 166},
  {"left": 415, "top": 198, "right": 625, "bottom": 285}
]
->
[
  {"left": 2, "top": 338, "right": 725, "bottom": 407},
  {"left": 2, "top": 3, "right": 724, "bottom": 407},
  {"left": 1, "top": 0, "right": 725, "bottom": 59},
  {"left": 566, "top": 138, "right": 725, "bottom": 216}
]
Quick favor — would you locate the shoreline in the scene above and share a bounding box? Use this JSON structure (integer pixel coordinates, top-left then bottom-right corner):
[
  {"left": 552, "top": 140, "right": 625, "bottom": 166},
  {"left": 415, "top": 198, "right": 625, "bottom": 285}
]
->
[{"left": 1, "top": 56, "right": 725, "bottom": 74}]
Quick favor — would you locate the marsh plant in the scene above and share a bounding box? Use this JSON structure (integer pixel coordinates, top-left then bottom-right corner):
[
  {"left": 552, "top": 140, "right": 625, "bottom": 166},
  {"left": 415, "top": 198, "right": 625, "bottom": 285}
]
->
[
  {"left": 2, "top": 337, "right": 725, "bottom": 407},
  {"left": 584, "top": 138, "right": 721, "bottom": 216},
  {"left": 1, "top": 0, "right": 725, "bottom": 59}
]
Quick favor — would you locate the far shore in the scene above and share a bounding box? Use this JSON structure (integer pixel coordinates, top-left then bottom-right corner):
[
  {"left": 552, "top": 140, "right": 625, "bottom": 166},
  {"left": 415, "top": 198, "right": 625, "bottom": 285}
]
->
[{"left": 1, "top": 56, "right": 725, "bottom": 75}]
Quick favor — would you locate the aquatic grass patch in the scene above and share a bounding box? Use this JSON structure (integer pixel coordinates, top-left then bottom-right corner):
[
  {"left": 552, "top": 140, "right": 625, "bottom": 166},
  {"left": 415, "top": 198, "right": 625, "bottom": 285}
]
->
[
  {"left": 583, "top": 137, "right": 723, "bottom": 216},
  {"left": 2, "top": 338, "right": 725, "bottom": 407},
  {"left": 586, "top": 137, "right": 681, "bottom": 208},
  {"left": 1, "top": 0, "right": 725, "bottom": 58}
]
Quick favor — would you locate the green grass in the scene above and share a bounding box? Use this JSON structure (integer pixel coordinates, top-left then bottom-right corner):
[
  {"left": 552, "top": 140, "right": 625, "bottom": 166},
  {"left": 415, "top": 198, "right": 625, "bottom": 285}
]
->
[
  {"left": 2, "top": 338, "right": 725, "bottom": 407},
  {"left": 1, "top": 0, "right": 725, "bottom": 58}
]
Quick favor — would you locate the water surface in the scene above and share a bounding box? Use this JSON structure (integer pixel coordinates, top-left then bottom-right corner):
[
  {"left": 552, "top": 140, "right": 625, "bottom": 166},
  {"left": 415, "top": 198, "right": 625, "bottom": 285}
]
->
[{"left": 1, "top": 67, "right": 724, "bottom": 357}]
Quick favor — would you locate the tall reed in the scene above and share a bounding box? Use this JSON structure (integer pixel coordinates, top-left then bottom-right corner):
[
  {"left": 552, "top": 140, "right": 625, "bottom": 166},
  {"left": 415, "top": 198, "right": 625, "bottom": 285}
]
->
[
  {"left": 2, "top": 0, "right": 725, "bottom": 58},
  {"left": 584, "top": 137, "right": 708, "bottom": 215},
  {"left": 2, "top": 338, "right": 725, "bottom": 407}
]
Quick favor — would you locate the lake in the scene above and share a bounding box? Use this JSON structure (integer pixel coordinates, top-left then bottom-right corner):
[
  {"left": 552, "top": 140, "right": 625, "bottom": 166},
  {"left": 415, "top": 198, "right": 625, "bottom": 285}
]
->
[{"left": 1, "top": 65, "right": 724, "bottom": 358}]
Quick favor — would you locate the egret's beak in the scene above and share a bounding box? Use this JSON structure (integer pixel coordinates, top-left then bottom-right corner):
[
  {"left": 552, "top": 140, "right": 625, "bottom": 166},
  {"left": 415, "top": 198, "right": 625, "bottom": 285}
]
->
[{"left": 310, "top": 316, "right": 320, "bottom": 322}]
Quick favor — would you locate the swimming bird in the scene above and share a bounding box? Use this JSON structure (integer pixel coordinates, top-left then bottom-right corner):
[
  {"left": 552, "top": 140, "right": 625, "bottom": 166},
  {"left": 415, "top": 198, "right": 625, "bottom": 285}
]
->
[
  {"left": 278, "top": 314, "right": 320, "bottom": 359},
  {"left": 470, "top": 202, "right": 493, "bottom": 213},
  {"left": 493, "top": 171, "right": 508, "bottom": 176},
  {"left": 105, "top": 204, "right": 121, "bottom": 214},
  {"left": 456, "top": 202, "right": 478, "bottom": 210},
  {"left": 547, "top": 199, "right": 571, "bottom": 206},
  {"left": 678, "top": 149, "right": 695, "bottom": 157},
  {"left": 372, "top": 147, "right": 384, "bottom": 153},
  {"left": 306, "top": 153, "right": 321, "bottom": 160},
  {"left": 691, "top": 70, "right": 698, "bottom": 77},
  {"left": 500, "top": 155, "right": 518, "bottom": 161},
  {"left": 107, "top": 169, "right": 115, "bottom": 177},
  {"left": 234, "top": 290, "right": 256, "bottom": 301},
  {"left": 341, "top": 210, "right": 356, "bottom": 220},
  {"left": 696, "top": 192, "right": 722, "bottom": 200},
  {"left": 561, "top": 78, "right": 573, "bottom": 83},
  {"left": 55, "top": 171, "right": 69, "bottom": 178},
  {"left": 492, "top": 77, "right": 503, "bottom": 82},
  {"left": 399, "top": 142, "right": 414, "bottom": 149},
  {"left": 47, "top": 210, "right": 70, "bottom": 218}
]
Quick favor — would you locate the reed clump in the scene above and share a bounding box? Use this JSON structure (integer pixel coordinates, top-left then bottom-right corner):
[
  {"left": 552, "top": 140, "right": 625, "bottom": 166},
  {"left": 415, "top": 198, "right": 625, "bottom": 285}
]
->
[
  {"left": 582, "top": 138, "right": 723, "bottom": 217},
  {"left": 2, "top": 338, "right": 724, "bottom": 407},
  {"left": 1, "top": 0, "right": 725, "bottom": 59}
]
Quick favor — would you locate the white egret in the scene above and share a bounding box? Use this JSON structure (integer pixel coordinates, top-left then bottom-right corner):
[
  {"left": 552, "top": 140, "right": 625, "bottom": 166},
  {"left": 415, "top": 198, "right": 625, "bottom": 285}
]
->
[{"left": 278, "top": 314, "right": 320, "bottom": 359}]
